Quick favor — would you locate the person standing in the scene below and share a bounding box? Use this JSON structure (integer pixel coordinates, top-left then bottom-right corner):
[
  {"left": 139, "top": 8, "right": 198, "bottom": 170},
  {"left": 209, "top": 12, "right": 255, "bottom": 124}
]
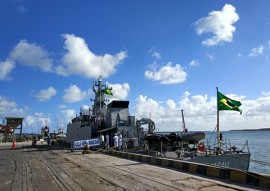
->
[
  {"left": 113, "top": 133, "right": 119, "bottom": 150},
  {"left": 105, "top": 133, "right": 110, "bottom": 149},
  {"left": 100, "top": 134, "right": 105, "bottom": 149},
  {"left": 118, "top": 133, "right": 122, "bottom": 150},
  {"left": 47, "top": 136, "right": 50, "bottom": 146}
]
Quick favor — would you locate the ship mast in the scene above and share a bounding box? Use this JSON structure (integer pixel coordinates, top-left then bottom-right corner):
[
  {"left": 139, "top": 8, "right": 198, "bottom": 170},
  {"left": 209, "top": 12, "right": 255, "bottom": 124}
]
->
[
  {"left": 99, "top": 75, "right": 102, "bottom": 113},
  {"left": 92, "top": 75, "right": 106, "bottom": 116}
]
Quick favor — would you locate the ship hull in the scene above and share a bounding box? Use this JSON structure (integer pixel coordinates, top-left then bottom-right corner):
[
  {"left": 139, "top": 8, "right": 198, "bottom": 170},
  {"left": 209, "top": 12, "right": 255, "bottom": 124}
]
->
[
  {"left": 165, "top": 151, "right": 250, "bottom": 171},
  {"left": 65, "top": 122, "right": 93, "bottom": 144},
  {"left": 189, "top": 153, "right": 250, "bottom": 171}
]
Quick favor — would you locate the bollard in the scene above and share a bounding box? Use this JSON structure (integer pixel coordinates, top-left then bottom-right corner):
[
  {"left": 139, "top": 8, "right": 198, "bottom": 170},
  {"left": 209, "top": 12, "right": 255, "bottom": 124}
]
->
[{"left": 82, "top": 144, "right": 91, "bottom": 154}]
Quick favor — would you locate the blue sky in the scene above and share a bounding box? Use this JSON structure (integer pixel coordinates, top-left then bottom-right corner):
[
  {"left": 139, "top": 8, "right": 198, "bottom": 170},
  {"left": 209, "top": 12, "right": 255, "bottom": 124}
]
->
[{"left": 1, "top": 1, "right": 270, "bottom": 133}]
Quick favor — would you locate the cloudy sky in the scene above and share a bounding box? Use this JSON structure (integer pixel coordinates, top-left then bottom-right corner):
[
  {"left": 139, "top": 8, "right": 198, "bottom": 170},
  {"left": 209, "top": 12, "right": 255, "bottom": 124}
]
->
[{"left": 1, "top": 1, "right": 270, "bottom": 133}]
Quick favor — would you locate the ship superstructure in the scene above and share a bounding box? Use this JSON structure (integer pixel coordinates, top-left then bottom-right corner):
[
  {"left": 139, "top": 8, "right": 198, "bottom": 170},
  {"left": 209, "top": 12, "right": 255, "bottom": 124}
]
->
[{"left": 65, "top": 76, "right": 138, "bottom": 145}]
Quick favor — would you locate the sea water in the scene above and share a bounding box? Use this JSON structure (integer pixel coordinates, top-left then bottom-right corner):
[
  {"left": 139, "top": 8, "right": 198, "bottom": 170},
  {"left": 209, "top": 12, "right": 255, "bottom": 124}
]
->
[{"left": 205, "top": 130, "right": 270, "bottom": 174}]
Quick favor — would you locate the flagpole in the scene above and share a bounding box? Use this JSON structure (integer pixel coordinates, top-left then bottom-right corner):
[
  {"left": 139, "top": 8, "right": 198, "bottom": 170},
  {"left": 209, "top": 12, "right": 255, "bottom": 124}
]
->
[
  {"left": 99, "top": 57, "right": 103, "bottom": 112},
  {"left": 216, "top": 87, "right": 220, "bottom": 149}
]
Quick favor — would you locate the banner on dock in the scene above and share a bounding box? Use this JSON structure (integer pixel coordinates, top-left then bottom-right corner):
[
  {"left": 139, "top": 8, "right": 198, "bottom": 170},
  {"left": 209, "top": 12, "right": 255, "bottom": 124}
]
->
[{"left": 73, "top": 138, "right": 100, "bottom": 149}]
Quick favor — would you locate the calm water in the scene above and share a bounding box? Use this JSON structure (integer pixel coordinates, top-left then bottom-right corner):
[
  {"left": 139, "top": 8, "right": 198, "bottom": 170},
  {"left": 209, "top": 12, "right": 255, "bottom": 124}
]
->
[{"left": 204, "top": 130, "right": 270, "bottom": 174}]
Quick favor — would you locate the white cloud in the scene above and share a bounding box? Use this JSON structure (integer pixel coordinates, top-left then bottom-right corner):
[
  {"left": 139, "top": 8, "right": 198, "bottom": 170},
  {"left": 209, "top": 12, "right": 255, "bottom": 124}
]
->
[
  {"left": 148, "top": 48, "right": 161, "bottom": 59},
  {"left": 16, "top": 5, "right": 29, "bottom": 14},
  {"left": 24, "top": 115, "right": 35, "bottom": 125},
  {"left": 167, "top": 99, "right": 176, "bottom": 109},
  {"left": 24, "top": 114, "right": 51, "bottom": 133},
  {"left": 135, "top": 95, "right": 162, "bottom": 119},
  {"left": 243, "top": 92, "right": 270, "bottom": 114},
  {"left": 179, "top": 91, "right": 216, "bottom": 116},
  {"left": 145, "top": 62, "right": 187, "bottom": 84},
  {"left": 34, "top": 112, "right": 47, "bottom": 118},
  {"left": 206, "top": 53, "right": 215, "bottom": 61},
  {"left": 25, "top": 112, "right": 74, "bottom": 134},
  {"left": 0, "top": 96, "right": 17, "bottom": 114},
  {"left": 152, "top": 51, "right": 161, "bottom": 59},
  {"left": 61, "top": 109, "right": 76, "bottom": 118},
  {"left": 249, "top": 45, "right": 264, "bottom": 57},
  {"left": 80, "top": 105, "right": 90, "bottom": 110},
  {"left": 195, "top": 4, "right": 239, "bottom": 46},
  {"left": 146, "top": 61, "right": 158, "bottom": 71},
  {"left": 60, "top": 109, "right": 77, "bottom": 124},
  {"left": 262, "top": 92, "right": 270, "bottom": 96},
  {"left": 9, "top": 40, "right": 53, "bottom": 72},
  {"left": 35, "top": 87, "right": 57, "bottom": 102},
  {"left": 56, "top": 34, "right": 127, "bottom": 78},
  {"left": 62, "top": 84, "right": 87, "bottom": 103},
  {"left": 189, "top": 60, "right": 199, "bottom": 67},
  {"left": 0, "top": 60, "right": 15, "bottom": 80},
  {"left": 107, "top": 83, "right": 130, "bottom": 100},
  {"left": 0, "top": 95, "right": 27, "bottom": 118},
  {"left": 58, "top": 104, "right": 67, "bottom": 109},
  {"left": 238, "top": 53, "right": 243, "bottom": 57}
]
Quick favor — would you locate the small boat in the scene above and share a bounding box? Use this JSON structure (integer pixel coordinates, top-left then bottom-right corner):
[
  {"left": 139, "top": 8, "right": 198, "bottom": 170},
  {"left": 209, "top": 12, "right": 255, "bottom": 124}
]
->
[
  {"left": 142, "top": 110, "right": 206, "bottom": 152},
  {"left": 152, "top": 110, "right": 206, "bottom": 144},
  {"left": 56, "top": 127, "right": 66, "bottom": 142}
]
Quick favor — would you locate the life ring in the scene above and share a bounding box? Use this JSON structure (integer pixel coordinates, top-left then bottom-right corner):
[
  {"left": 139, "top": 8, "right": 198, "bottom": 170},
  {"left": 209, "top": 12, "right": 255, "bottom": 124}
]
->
[{"left": 198, "top": 142, "right": 205, "bottom": 152}]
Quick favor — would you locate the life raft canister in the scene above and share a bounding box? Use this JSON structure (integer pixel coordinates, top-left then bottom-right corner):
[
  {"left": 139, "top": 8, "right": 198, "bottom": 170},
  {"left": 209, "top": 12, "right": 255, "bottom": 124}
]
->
[{"left": 198, "top": 142, "right": 205, "bottom": 152}]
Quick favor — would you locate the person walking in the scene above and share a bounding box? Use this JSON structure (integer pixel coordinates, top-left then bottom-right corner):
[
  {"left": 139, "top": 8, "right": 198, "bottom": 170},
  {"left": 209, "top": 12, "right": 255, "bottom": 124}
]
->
[{"left": 113, "top": 133, "right": 119, "bottom": 150}]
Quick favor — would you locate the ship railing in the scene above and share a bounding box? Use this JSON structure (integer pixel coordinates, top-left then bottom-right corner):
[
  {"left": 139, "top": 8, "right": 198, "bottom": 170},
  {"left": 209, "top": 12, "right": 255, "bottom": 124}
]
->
[
  {"left": 241, "top": 140, "right": 250, "bottom": 153},
  {"left": 224, "top": 139, "right": 250, "bottom": 153},
  {"left": 206, "top": 138, "right": 250, "bottom": 155}
]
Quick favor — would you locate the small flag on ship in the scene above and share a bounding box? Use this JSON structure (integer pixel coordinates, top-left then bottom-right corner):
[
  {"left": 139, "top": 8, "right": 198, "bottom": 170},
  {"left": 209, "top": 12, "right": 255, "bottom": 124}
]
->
[{"left": 104, "top": 87, "right": 113, "bottom": 96}]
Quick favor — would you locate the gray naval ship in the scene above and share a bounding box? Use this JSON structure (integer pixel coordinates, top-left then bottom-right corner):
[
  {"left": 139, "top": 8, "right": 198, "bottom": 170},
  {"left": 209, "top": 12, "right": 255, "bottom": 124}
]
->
[
  {"left": 65, "top": 75, "right": 140, "bottom": 147},
  {"left": 66, "top": 76, "right": 251, "bottom": 171}
]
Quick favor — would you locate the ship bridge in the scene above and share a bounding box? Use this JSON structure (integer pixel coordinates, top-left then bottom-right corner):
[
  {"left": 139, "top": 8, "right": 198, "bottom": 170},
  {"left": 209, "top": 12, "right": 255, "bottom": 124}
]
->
[{"left": 100, "top": 100, "right": 136, "bottom": 138}]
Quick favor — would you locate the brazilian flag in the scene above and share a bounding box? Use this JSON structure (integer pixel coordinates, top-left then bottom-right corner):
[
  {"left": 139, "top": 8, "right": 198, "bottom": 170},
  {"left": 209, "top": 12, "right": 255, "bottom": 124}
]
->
[
  {"left": 104, "top": 87, "right": 113, "bottom": 96},
  {"left": 218, "top": 91, "right": 242, "bottom": 114}
]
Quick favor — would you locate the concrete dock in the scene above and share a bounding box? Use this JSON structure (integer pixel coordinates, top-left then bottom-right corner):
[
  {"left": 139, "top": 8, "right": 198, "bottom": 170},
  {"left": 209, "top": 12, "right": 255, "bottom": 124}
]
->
[{"left": 0, "top": 141, "right": 268, "bottom": 191}]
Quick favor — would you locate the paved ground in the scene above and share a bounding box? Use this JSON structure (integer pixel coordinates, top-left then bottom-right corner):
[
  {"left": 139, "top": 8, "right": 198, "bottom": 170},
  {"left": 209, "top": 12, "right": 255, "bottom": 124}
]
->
[{"left": 0, "top": 141, "right": 265, "bottom": 191}]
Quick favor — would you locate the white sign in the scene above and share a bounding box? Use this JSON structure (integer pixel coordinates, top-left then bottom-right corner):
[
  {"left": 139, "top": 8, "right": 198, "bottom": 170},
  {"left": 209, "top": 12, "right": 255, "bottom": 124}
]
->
[{"left": 73, "top": 138, "right": 100, "bottom": 149}]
